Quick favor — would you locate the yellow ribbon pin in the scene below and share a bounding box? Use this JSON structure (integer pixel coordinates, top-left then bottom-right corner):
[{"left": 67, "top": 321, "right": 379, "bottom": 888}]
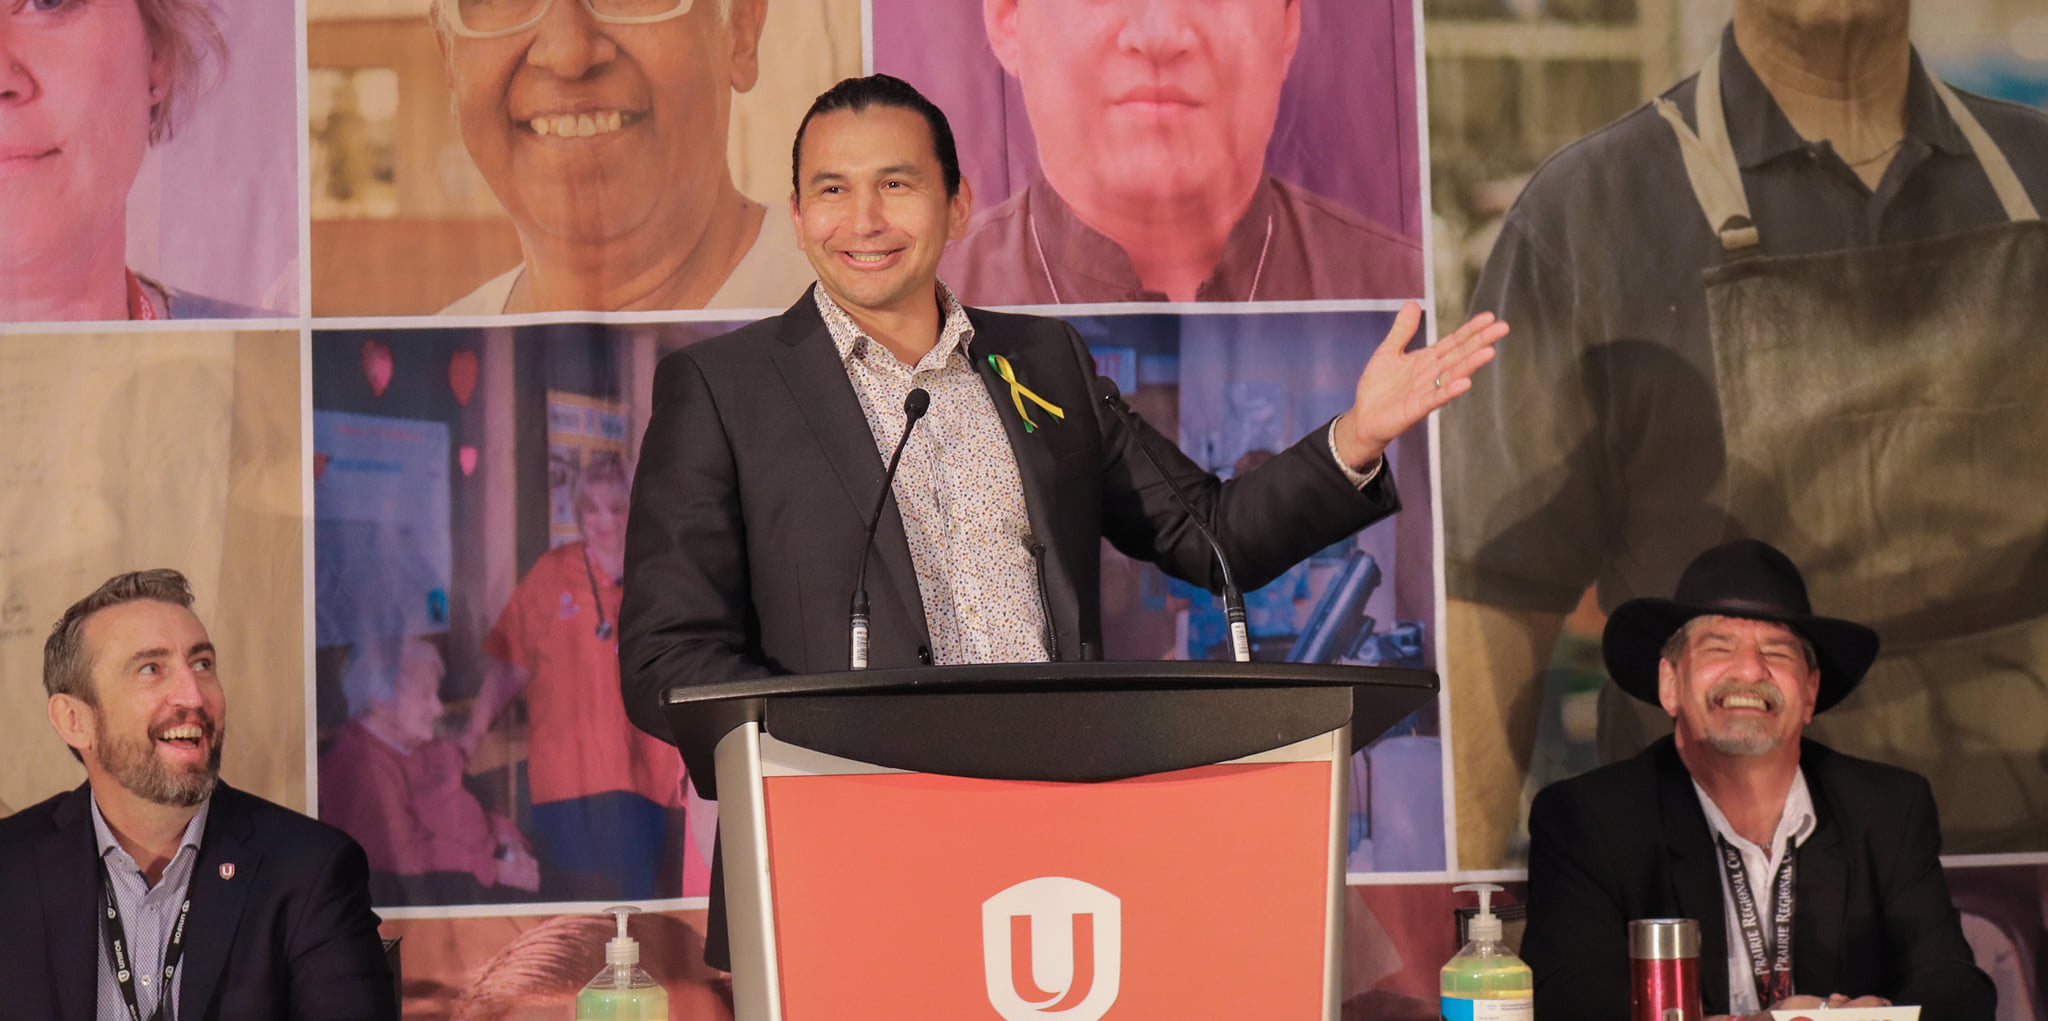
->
[{"left": 988, "top": 354, "right": 1066, "bottom": 433}]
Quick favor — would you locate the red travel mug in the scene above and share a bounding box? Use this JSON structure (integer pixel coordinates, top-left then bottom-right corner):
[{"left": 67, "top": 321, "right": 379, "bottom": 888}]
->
[{"left": 1630, "top": 918, "right": 1704, "bottom": 1021}]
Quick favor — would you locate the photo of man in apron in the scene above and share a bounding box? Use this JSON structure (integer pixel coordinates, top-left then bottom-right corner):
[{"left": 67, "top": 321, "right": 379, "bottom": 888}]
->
[{"left": 1442, "top": 0, "right": 2048, "bottom": 868}]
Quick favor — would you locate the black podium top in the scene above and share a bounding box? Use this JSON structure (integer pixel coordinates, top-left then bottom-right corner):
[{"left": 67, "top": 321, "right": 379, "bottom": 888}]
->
[{"left": 662, "top": 662, "right": 1436, "bottom": 799}]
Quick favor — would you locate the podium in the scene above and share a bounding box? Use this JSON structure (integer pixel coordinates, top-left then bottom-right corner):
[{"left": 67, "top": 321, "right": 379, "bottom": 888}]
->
[{"left": 663, "top": 661, "right": 1436, "bottom": 1021}]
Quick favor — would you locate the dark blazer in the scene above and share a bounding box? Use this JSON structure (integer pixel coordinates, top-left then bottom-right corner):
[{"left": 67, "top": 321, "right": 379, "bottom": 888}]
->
[
  {"left": 619, "top": 287, "right": 1398, "bottom": 746},
  {"left": 0, "top": 782, "right": 397, "bottom": 1021},
  {"left": 618, "top": 290, "right": 1398, "bottom": 968},
  {"left": 1524, "top": 737, "right": 1993, "bottom": 1021}
]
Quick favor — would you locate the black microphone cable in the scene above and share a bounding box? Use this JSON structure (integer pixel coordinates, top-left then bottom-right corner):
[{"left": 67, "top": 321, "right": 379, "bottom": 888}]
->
[{"left": 1096, "top": 379, "right": 1252, "bottom": 662}]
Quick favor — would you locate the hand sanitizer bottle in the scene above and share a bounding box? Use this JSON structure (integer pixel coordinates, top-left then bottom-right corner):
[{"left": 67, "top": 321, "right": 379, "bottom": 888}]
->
[
  {"left": 1441, "top": 883, "right": 1533, "bottom": 1020},
  {"left": 576, "top": 906, "right": 669, "bottom": 1021}
]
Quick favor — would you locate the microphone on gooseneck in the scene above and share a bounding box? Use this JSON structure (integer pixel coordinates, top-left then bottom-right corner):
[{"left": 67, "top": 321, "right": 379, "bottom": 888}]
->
[
  {"left": 851, "top": 387, "right": 931, "bottom": 669},
  {"left": 1096, "top": 378, "right": 1251, "bottom": 663}
]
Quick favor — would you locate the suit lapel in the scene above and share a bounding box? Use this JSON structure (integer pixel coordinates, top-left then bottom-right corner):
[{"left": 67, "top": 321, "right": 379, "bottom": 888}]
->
[
  {"left": 1792, "top": 745, "right": 1846, "bottom": 998},
  {"left": 180, "top": 787, "right": 262, "bottom": 1021},
  {"left": 769, "top": 292, "right": 928, "bottom": 644},
  {"left": 1657, "top": 743, "right": 1733, "bottom": 1013},
  {"left": 967, "top": 320, "right": 1083, "bottom": 656},
  {"left": 38, "top": 787, "right": 100, "bottom": 1021}
]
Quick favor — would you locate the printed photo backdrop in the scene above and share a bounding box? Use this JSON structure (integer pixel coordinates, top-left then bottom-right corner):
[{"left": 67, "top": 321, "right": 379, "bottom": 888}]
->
[
  {"left": 1433, "top": 0, "right": 2048, "bottom": 872},
  {"left": 305, "top": 0, "right": 861, "bottom": 316},
  {"left": 3, "top": 0, "right": 2047, "bottom": 1017},
  {"left": 305, "top": 310, "right": 1444, "bottom": 916},
  {"left": 0, "top": 0, "right": 300, "bottom": 320},
  {"left": 0, "top": 333, "right": 305, "bottom": 811},
  {"left": 875, "top": 0, "right": 1425, "bottom": 304}
]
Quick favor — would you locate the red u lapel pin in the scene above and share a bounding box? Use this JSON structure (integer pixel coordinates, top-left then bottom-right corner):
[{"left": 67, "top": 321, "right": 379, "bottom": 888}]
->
[{"left": 220, "top": 863, "right": 236, "bottom": 880}]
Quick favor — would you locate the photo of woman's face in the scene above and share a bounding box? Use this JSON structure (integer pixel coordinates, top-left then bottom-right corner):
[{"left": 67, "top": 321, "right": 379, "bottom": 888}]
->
[{"left": 0, "top": 0, "right": 160, "bottom": 272}]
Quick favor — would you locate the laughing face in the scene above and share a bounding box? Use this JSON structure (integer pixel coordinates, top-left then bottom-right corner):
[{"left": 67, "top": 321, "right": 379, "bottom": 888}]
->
[
  {"left": 74, "top": 599, "right": 227, "bottom": 807},
  {"left": 438, "top": 0, "right": 763, "bottom": 248},
  {"left": 1658, "top": 615, "right": 1819, "bottom": 758}
]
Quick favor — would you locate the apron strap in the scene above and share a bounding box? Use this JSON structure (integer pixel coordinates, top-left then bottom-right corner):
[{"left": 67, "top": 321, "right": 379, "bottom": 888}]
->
[
  {"left": 1926, "top": 75, "right": 2040, "bottom": 223},
  {"left": 1656, "top": 40, "right": 2042, "bottom": 251},
  {"left": 1655, "top": 43, "right": 1760, "bottom": 253}
]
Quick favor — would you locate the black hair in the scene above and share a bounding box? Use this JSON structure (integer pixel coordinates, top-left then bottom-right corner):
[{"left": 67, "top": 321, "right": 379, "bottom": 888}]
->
[{"left": 791, "top": 74, "right": 962, "bottom": 198}]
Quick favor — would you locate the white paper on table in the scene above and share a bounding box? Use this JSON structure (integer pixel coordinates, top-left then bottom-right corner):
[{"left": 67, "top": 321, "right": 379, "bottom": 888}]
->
[{"left": 1771, "top": 1007, "right": 1920, "bottom": 1021}]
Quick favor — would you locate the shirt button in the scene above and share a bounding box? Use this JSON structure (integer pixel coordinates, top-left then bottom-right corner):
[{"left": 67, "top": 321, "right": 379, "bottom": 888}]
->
[{"left": 140, "top": 977, "right": 151, "bottom": 987}]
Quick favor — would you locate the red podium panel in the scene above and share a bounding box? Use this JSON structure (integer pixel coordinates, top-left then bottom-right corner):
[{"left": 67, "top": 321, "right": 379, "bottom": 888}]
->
[
  {"left": 674, "top": 665, "right": 1439, "bottom": 1021},
  {"left": 762, "top": 760, "right": 1334, "bottom": 1021}
]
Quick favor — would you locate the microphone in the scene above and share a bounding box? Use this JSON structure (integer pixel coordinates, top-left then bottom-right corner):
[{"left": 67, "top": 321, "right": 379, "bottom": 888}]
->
[
  {"left": 1096, "top": 379, "right": 1251, "bottom": 663},
  {"left": 851, "top": 387, "right": 931, "bottom": 669}
]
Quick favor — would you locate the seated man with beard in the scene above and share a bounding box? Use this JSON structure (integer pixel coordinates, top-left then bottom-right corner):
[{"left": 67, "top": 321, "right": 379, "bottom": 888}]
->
[
  {"left": 0, "top": 569, "right": 395, "bottom": 1020},
  {"left": 1523, "top": 542, "right": 1993, "bottom": 1021}
]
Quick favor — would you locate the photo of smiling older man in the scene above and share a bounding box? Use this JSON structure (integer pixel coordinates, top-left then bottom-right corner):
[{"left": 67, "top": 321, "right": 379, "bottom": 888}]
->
[
  {"left": 876, "top": 0, "right": 1424, "bottom": 306},
  {"left": 306, "top": 0, "right": 859, "bottom": 316}
]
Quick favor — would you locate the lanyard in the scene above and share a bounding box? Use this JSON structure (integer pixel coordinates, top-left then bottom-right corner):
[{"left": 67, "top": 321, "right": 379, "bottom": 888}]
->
[
  {"left": 580, "top": 546, "right": 615, "bottom": 641},
  {"left": 1717, "top": 835, "right": 1796, "bottom": 1006},
  {"left": 100, "top": 860, "right": 192, "bottom": 1021},
  {"left": 125, "top": 270, "right": 163, "bottom": 321}
]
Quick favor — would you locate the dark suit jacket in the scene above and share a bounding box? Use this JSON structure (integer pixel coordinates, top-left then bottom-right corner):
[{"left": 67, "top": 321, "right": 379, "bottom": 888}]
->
[
  {"left": 0, "top": 782, "right": 397, "bottom": 1021},
  {"left": 618, "top": 289, "right": 1398, "bottom": 967},
  {"left": 619, "top": 287, "right": 1398, "bottom": 747},
  {"left": 1524, "top": 737, "right": 1993, "bottom": 1020}
]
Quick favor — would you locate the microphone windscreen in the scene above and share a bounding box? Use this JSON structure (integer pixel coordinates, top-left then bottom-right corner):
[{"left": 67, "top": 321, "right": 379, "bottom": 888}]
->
[
  {"left": 904, "top": 387, "right": 931, "bottom": 420},
  {"left": 1094, "top": 374, "right": 1128, "bottom": 411}
]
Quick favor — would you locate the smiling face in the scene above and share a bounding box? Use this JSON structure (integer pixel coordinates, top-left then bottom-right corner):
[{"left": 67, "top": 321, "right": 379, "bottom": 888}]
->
[
  {"left": 791, "top": 104, "right": 973, "bottom": 322},
  {"left": 69, "top": 599, "right": 227, "bottom": 807},
  {"left": 1659, "top": 615, "right": 1820, "bottom": 759},
  {"left": 986, "top": 0, "right": 1298, "bottom": 213},
  {"left": 438, "top": 0, "right": 762, "bottom": 249},
  {"left": 574, "top": 477, "right": 630, "bottom": 560},
  {"left": 0, "top": 0, "right": 158, "bottom": 276}
]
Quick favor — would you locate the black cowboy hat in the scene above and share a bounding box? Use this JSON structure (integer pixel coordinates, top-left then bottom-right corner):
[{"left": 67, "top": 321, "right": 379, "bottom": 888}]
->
[{"left": 1602, "top": 539, "right": 1879, "bottom": 713}]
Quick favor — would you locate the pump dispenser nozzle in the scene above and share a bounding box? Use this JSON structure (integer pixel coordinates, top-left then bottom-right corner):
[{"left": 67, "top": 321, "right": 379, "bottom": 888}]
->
[
  {"left": 579, "top": 906, "right": 667, "bottom": 1019},
  {"left": 603, "top": 905, "right": 643, "bottom": 971},
  {"left": 1453, "top": 883, "right": 1505, "bottom": 943}
]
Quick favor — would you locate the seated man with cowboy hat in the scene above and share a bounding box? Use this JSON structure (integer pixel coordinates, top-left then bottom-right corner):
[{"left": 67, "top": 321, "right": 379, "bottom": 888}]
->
[{"left": 1521, "top": 539, "right": 1994, "bottom": 1021}]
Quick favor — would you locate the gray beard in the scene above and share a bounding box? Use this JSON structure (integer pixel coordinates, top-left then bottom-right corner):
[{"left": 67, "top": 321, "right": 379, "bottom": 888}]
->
[
  {"left": 1703, "top": 724, "right": 1787, "bottom": 758},
  {"left": 96, "top": 718, "right": 222, "bottom": 807},
  {"left": 1700, "top": 681, "right": 1790, "bottom": 757}
]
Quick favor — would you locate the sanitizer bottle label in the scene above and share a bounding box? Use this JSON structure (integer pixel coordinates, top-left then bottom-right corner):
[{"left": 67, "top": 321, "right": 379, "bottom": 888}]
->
[{"left": 1440, "top": 996, "right": 1535, "bottom": 1020}]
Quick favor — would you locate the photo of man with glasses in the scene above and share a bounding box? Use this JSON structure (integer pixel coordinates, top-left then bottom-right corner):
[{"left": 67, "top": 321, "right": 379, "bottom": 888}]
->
[{"left": 432, "top": 0, "right": 820, "bottom": 314}]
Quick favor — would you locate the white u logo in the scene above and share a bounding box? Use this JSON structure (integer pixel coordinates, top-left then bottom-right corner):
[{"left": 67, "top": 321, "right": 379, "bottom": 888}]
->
[{"left": 981, "top": 877, "right": 1122, "bottom": 1021}]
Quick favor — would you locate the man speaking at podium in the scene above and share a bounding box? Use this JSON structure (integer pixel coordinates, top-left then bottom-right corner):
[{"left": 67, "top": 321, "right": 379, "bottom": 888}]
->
[{"left": 617, "top": 73, "right": 1505, "bottom": 959}]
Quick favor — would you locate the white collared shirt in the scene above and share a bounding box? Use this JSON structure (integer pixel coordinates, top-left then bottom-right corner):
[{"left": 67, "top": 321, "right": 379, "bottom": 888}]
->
[
  {"left": 809, "top": 281, "right": 1382, "bottom": 665},
  {"left": 90, "top": 795, "right": 212, "bottom": 1021},
  {"left": 1692, "top": 770, "right": 1818, "bottom": 1015},
  {"left": 815, "top": 282, "right": 1051, "bottom": 665}
]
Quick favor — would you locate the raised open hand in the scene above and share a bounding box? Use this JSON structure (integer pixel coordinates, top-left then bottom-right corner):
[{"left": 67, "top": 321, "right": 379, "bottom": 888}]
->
[{"left": 1333, "top": 301, "right": 1509, "bottom": 469}]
